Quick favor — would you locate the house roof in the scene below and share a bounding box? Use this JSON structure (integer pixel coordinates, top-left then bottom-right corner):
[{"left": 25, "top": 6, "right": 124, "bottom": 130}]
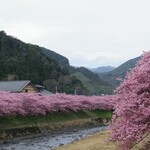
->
[
  {"left": 40, "top": 89, "right": 52, "bottom": 95},
  {"left": 0, "top": 80, "right": 32, "bottom": 92},
  {"left": 35, "top": 84, "right": 45, "bottom": 89},
  {"left": 35, "top": 84, "right": 52, "bottom": 95}
]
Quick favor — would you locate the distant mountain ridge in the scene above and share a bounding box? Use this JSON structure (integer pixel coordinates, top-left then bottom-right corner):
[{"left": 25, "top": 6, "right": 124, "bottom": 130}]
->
[
  {"left": 99, "top": 56, "right": 141, "bottom": 87},
  {"left": 89, "top": 66, "right": 115, "bottom": 73}
]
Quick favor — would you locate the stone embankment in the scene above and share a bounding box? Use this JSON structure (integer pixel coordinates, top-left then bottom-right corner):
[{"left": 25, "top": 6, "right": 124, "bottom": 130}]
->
[{"left": 0, "top": 118, "right": 111, "bottom": 141}]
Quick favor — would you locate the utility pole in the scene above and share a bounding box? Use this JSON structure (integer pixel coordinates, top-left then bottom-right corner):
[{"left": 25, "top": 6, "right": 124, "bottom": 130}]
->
[
  {"left": 55, "top": 85, "right": 58, "bottom": 93},
  {"left": 74, "top": 88, "right": 77, "bottom": 95}
]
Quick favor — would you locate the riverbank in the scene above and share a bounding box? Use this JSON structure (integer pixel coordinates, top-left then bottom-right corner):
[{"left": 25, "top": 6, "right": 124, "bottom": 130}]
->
[
  {"left": 0, "top": 110, "right": 112, "bottom": 140},
  {"left": 55, "top": 130, "right": 118, "bottom": 150},
  {"left": 0, "top": 126, "right": 107, "bottom": 150},
  {"left": 55, "top": 130, "right": 150, "bottom": 150}
]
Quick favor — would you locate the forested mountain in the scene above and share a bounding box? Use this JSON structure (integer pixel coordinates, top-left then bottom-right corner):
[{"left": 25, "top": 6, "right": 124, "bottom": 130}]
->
[
  {"left": 99, "top": 56, "right": 141, "bottom": 87},
  {"left": 70, "top": 67, "right": 113, "bottom": 95},
  {"left": 0, "top": 31, "right": 141, "bottom": 95},
  {"left": 39, "top": 52, "right": 114, "bottom": 95},
  {"left": 0, "top": 31, "right": 87, "bottom": 94},
  {"left": 89, "top": 66, "right": 115, "bottom": 73},
  {"left": 41, "top": 47, "right": 70, "bottom": 67}
]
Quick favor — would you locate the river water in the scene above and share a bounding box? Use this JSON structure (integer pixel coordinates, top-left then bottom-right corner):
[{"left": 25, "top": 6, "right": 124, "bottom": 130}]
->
[{"left": 0, "top": 126, "right": 107, "bottom": 150}]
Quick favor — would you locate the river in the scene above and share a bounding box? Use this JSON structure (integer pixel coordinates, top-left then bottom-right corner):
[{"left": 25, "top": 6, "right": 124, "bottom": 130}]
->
[{"left": 0, "top": 126, "right": 107, "bottom": 150}]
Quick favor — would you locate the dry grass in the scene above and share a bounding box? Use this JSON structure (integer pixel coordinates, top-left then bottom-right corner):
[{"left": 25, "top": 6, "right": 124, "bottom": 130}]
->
[
  {"left": 55, "top": 130, "right": 118, "bottom": 150},
  {"left": 55, "top": 130, "right": 150, "bottom": 150},
  {"left": 38, "top": 118, "right": 101, "bottom": 132},
  {"left": 132, "top": 133, "right": 150, "bottom": 150}
]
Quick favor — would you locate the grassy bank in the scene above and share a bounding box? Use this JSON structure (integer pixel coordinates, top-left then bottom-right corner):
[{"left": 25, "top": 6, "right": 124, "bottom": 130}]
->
[
  {"left": 0, "top": 109, "right": 112, "bottom": 130},
  {"left": 0, "top": 110, "right": 112, "bottom": 140}
]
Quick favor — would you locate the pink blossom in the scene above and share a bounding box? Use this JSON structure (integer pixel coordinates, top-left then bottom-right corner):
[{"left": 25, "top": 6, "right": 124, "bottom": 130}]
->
[
  {"left": 0, "top": 92, "right": 115, "bottom": 116},
  {"left": 111, "top": 51, "right": 150, "bottom": 149}
]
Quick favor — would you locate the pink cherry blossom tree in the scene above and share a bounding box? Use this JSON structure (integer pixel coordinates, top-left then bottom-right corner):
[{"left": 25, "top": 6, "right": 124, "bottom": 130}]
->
[
  {"left": 111, "top": 51, "right": 150, "bottom": 149},
  {"left": 0, "top": 92, "right": 115, "bottom": 116}
]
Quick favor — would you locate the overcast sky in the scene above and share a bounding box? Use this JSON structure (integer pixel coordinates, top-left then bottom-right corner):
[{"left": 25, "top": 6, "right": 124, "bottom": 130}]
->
[{"left": 0, "top": 0, "right": 150, "bottom": 67}]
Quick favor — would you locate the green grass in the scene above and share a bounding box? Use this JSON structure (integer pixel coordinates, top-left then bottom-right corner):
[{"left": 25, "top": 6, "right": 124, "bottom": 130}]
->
[{"left": 0, "top": 110, "right": 113, "bottom": 130}]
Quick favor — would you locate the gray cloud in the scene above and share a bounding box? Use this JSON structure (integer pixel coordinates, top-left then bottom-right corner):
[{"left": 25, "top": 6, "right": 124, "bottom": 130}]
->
[{"left": 0, "top": 0, "right": 150, "bottom": 67}]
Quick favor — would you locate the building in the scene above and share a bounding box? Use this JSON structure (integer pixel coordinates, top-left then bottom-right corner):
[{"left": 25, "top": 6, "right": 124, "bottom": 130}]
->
[
  {"left": 35, "top": 84, "right": 52, "bottom": 95},
  {"left": 0, "top": 80, "right": 39, "bottom": 93}
]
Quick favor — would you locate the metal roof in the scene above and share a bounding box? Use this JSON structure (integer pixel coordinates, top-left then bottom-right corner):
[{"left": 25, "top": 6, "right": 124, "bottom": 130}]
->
[
  {"left": 35, "top": 84, "right": 45, "bottom": 89},
  {"left": 35, "top": 84, "right": 52, "bottom": 95},
  {"left": 40, "top": 89, "right": 52, "bottom": 95},
  {"left": 0, "top": 80, "right": 31, "bottom": 92}
]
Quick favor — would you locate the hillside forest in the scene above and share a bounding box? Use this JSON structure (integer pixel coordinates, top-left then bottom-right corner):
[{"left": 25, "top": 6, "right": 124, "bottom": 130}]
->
[{"left": 0, "top": 31, "right": 140, "bottom": 95}]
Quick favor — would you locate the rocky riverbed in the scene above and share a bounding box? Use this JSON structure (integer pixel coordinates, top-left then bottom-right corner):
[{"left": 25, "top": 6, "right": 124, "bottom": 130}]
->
[{"left": 0, "top": 126, "right": 107, "bottom": 150}]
